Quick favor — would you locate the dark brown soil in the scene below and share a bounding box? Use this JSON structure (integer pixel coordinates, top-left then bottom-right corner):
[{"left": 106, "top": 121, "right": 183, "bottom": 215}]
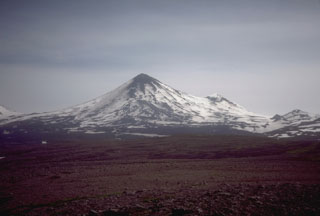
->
[{"left": 0, "top": 135, "right": 320, "bottom": 215}]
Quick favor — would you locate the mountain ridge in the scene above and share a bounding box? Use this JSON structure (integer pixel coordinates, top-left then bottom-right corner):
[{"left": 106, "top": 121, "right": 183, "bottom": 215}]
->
[
  {"left": 0, "top": 105, "right": 21, "bottom": 119},
  {"left": 0, "top": 74, "right": 319, "bottom": 140}
]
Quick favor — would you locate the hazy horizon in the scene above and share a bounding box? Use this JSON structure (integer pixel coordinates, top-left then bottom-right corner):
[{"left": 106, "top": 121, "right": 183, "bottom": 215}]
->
[{"left": 1, "top": 0, "right": 320, "bottom": 115}]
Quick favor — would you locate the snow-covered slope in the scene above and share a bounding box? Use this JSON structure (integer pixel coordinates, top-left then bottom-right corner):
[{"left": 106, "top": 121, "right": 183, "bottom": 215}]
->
[
  {"left": 0, "top": 74, "right": 319, "bottom": 139},
  {"left": 272, "top": 109, "right": 316, "bottom": 123},
  {"left": 267, "top": 110, "right": 320, "bottom": 138},
  {"left": 0, "top": 105, "right": 20, "bottom": 120},
  {"left": 44, "top": 73, "right": 271, "bottom": 133},
  {"left": 80, "top": 74, "right": 265, "bottom": 126}
]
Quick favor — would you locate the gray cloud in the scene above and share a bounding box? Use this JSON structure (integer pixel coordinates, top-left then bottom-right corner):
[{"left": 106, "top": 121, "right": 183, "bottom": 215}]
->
[{"left": 0, "top": 0, "right": 320, "bottom": 115}]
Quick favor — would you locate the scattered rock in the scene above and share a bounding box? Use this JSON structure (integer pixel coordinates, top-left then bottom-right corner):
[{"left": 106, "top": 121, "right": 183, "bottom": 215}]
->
[
  {"left": 102, "top": 209, "right": 128, "bottom": 216},
  {"left": 135, "top": 204, "right": 146, "bottom": 209},
  {"left": 196, "top": 207, "right": 203, "bottom": 213},
  {"left": 49, "top": 175, "right": 61, "bottom": 180},
  {"left": 88, "top": 209, "right": 99, "bottom": 216},
  {"left": 171, "top": 208, "right": 193, "bottom": 216},
  {"left": 5, "top": 183, "right": 320, "bottom": 215}
]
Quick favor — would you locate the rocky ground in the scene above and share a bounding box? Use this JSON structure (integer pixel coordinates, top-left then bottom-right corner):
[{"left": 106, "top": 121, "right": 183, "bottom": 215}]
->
[
  {"left": 4, "top": 183, "right": 320, "bottom": 216},
  {"left": 1, "top": 135, "right": 320, "bottom": 215}
]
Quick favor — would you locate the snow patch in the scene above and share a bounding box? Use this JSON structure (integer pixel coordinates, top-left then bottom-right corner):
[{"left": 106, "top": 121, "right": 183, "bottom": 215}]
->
[
  {"left": 123, "top": 133, "right": 169, "bottom": 137},
  {"left": 277, "top": 134, "right": 292, "bottom": 138},
  {"left": 127, "top": 125, "right": 146, "bottom": 129},
  {"left": 85, "top": 131, "right": 105, "bottom": 134},
  {"left": 300, "top": 128, "right": 320, "bottom": 133}
]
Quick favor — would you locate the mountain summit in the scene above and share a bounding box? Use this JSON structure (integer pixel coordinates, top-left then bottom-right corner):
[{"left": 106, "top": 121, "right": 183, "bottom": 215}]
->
[
  {"left": 126, "top": 73, "right": 163, "bottom": 97},
  {"left": 131, "top": 73, "right": 159, "bottom": 84},
  {"left": 0, "top": 74, "right": 319, "bottom": 140}
]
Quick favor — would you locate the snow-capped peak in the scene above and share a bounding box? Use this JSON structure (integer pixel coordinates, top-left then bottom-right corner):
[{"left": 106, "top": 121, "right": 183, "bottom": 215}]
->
[
  {"left": 0, "top": 105, "right": 20, "bottom": 118},
  {"left": 285, "top": 109, "right": 309, "bottom": 116},
  {"left": 131, "top": 73, "right": 159, "bottom": 84},
  {"left": 268, "top": 109, "right": 317, "bottom": 132},
  {"left": 275, "top": 109, "right": 315, "bottom": 122},
  {"left": 52, "top": 74, "right": 268, "bottom": 132},
  {"left": 0, "top": 74, "right": 271, "bottom": 133},
  {"left": 207, "top": 93, "right": 223, "bottom": 99}
]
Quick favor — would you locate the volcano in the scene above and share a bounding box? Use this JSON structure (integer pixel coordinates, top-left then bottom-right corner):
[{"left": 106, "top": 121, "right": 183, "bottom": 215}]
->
[{"left": 0, "top": 74, "right": 319, "bottom": 140}]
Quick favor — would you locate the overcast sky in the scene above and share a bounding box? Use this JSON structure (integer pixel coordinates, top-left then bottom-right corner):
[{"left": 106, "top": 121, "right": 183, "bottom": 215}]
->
[{"left": 0, "top": 0, "right": 320, "bottom": 115}]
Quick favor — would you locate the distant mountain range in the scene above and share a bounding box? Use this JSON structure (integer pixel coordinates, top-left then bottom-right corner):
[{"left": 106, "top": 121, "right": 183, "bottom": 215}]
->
[{"left": 1, "top": 73, "right": 319, "bottom": 141}]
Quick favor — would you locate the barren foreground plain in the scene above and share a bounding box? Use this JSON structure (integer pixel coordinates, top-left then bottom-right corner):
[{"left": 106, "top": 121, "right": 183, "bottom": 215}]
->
[{"left": 1, "top": 135, "right": 320, "bottom": 215}]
